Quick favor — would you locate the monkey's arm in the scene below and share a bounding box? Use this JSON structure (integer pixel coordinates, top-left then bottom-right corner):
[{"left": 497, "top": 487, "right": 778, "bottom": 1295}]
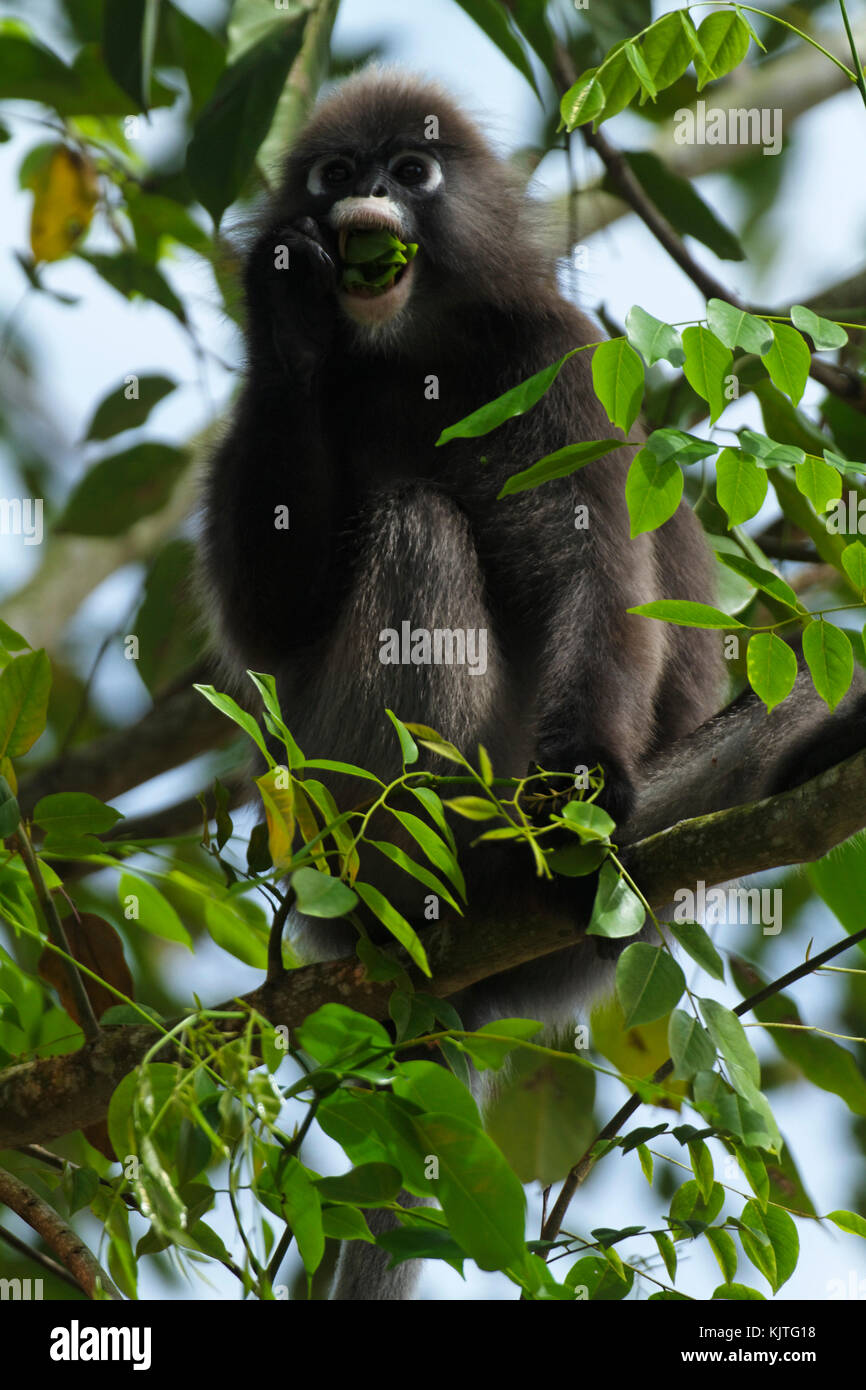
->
[{"left": 202, "top": 220, "right": 357, "bottom": 663}]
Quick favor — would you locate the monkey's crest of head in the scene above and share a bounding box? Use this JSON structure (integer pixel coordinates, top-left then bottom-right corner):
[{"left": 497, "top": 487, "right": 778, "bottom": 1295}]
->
[{"left": 267, "top": 67, "right": 551, "bottom": 348}]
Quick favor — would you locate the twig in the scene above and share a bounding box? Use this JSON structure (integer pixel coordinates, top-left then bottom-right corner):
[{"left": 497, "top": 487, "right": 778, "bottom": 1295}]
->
[
  {"left": 267, "top": 890, "right": 296, "bottom": 984},
  {"left": 0, "top": 1221, "right": 84, "bottom": 1294}
]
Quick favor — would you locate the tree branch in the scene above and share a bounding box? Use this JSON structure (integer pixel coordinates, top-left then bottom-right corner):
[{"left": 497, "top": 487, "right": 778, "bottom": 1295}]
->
[{"left": 0, "top": 1165, "right": 122, "bottom": 1299}]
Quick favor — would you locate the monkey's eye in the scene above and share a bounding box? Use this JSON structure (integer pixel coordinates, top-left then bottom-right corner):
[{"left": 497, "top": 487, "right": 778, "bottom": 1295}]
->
[
  {"left": 307, "top": 156, "right": 355, "bottom": 195},
  {"left": 388, "top": 151, "right": 442, "bottom": 191}
]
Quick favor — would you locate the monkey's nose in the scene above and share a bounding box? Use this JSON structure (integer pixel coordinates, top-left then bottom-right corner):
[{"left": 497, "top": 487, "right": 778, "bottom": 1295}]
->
[{"left": 370, "top": 183, "right": 388, "bottom": 197}]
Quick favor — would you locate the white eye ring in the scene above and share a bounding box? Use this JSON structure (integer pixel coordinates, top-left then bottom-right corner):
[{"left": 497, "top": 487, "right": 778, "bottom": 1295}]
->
[
  {"left": 387, "top": 151, "right": 442, "bottom": 191},
  {"left": 306, "top": 156, "right": 354, "bottom": 196}
]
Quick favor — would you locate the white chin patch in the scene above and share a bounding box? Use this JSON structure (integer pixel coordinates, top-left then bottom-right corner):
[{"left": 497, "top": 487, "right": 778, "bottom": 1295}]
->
[{"left": 338, "top": 259, "right": 415, "bottom": 328}]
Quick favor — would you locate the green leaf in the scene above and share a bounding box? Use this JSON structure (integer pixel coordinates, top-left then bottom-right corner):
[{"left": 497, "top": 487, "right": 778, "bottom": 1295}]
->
[
  {"left": 596, "top": 46, "right": 640, "bottom": 121},
  {"left": 296, "top": 1004, "right": 391, "bottom": 1068},
  {"left": 739, "top": 1199, "right": 798, "bottom": 1293},
  {"left": 0, "top": 620, "right": 28, "bottom": 652},
  {"left": 452, "top": 0, "right": 539, "bottom": 96},
  {"left": 624, "top": 41, "right": 657, "bottom": 100},
  {"left": 694, "top": 11, "right": 751, "bottom": 87},
  {"left": 354, "top": 881, "right": 431, "bottom": 976},
  {"left": 791, "top": 305, "right": 847, "bottom": 351},
  {"left": 627, "top": 600, "right": 741, "bottom": 630},
  {"left": 644, "top": 428, "right": 717, "bottom": 466},
  {"left": 0, "top": 650, "right": 51, "bottom": 757},
  {"left": 826, "top": 1209, "right": 866, "bottom": 1239},
  {"left": 498, "top": 439, "right": 621, "bottom": 498},
  {"left": 370, "top": 840, "right": 462, "bottom": 914},
  {"left": 763, "top": 323, "right": 810, "bottom": 406},
  {"left": 0, "top": 776, "right": 21, "bottom": 837},
  {"left": 82, "top": 251, "right": 186, "bottom": 321},
  {"left": 670, "top": 1178, "right": 725, "bottom": 1229},
  {"left": 409, "top": 1113, "right": 527, "bottom": 1273},
  {"left": 668, "top": 1008, "right": 718, "bottom": 1080},
  {"left": 746, "top": 633, "right": 798, "bottom": 713},
  {"left": 389, "top": 809, "right": 466, "bottom": 900},
  {"left": 438, "top": 351, "right": 575, "bottom": 443},
  {"left": 321, "top": 1206, "right": 373, "bottom": 1242},
  {"left": 194, "top": 683, "right": 272, "bottom": 763},
  {"left": 640, "top": 11, "right": 695, "bottom": 89},
  {"left": 625, "top": 449, "right": 683, "bottom": 536},
  {"left": 625, "top": 305, "right": 685, "bottom": 367},
  {"left": 841, "top": 541, "right": 866, "bottom": 593},
  {"left": 560, "top": 67, "right": 606, "bottom": 128},
  {"left": 715, "top": 552, "right": 801, "bottom": 611},
  {"left": 291, "top": 867, "right": 358, "bottom": 919},
  {"left": 667, "top": 921, "right": 724, "bottom": 980},
  {"left": 393, "top": 1060, "right": 482, "bottom": 1128},
  {"left": 315, "top": 1163, "right": 402, "bottom": 1207},
  {"left": 118, "top": 873, "right": 193, "bottom": 949},
  {"left": 591, "top": 339, "right": 644, "bottom": 433},
  {"left": 559, "top": 800, "right": 616, "bottom": 841},
  {"left": 712, "top": 1282, "right": 766, "bottom": 1300},
  {"left": 55, "top": 443, "right": 187, "bottom": 536},
  {"left": 706, "top": 300, "right": 773, "bottom": 355},
  {"left": 34, "top": 792, "right": 122, "bottom": 837},
  {"left": 682, "top": 326, "right": 733, "bottom": 423},
  {"left": 698, "top": 998, "right": 760, "bottom": 1088},
  {"left": 84, "top": 374, "right": 176, "bottom": 441},
  {"left": 802, "top": 619, "right": 854, "bottom": 710},
  {"left": 739, "top": 429, "right": 804, "bottom": 469},
  {"left": 587, "top": 861, "right": 645, "bottom": 939},
  {"left": 705, "top": 1227, "right": 738, "bottom": 1284},
  {"left": 616, "top": 152, "right": 744, "bottom": 262},
  {"left": 187, "top": 14, "right": 307, "bottom": 225},
  {"left": 385, "top": 707, "right": 418, "bottom": 765},
  {"left": 688, "top": 1138, "right": 715, "bottom": 1203},
  {"left": 794, "top": 454, "right": 842, "bottom": 513},
  {"left": 103, "top": 0, "right": 158, "bottom": 108},
  {"left": 277, "top": 1157, "right": 324, "bottom": 1275},
  {"left": 616, "top": 944, "right": 686, "bottom": 1028},
  {"left": 715, "top": 448, "right": 767, "bottom": 525},
  {"left": 460, "top": 1018, "right": 542, "bottom": 1070}
]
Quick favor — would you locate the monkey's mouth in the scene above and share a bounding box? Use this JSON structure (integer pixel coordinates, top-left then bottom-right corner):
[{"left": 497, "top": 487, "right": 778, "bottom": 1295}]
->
[{"left": 335, "top": 222, "right": 417, "bottom": 323}]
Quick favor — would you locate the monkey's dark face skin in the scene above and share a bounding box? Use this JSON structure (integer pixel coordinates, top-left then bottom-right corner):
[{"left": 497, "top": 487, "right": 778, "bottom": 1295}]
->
[{"left": 243, "top": 73, "right": 548, "bottom": 360}]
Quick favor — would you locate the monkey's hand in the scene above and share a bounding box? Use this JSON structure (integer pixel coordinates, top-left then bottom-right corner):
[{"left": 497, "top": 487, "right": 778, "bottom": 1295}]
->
[{"left": 245, "top": 217, "right": 339, "bottom": 385}]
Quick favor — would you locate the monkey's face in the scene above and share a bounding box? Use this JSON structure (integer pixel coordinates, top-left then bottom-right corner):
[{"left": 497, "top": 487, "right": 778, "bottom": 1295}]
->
[{"left": 304, "top": 146, "right": 442, "bottom": 332}]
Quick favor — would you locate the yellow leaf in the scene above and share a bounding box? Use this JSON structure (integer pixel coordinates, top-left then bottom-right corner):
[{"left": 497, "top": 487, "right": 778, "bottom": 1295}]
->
[
  {"left": 255, "top": 768, "right": 295, "bottom": 872},
  {"left": 591, "top": 994, "right": 686, "bottom": 1106},
  {"left": 292, "top": 782, "right": 329, "bottom": 872},
  {"left": 29, "top": 145, "right": 98, "bottom": 263}
]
